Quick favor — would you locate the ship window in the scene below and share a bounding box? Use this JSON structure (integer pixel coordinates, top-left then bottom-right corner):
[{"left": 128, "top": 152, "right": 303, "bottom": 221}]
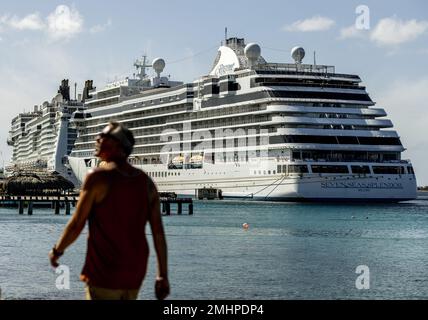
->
[
  {"left": 292, "top": 151, "right": 301, "bottom": 160},
  {"left": 351, "top": 165, "right": 371, "bottom": 174},
  {"left": 372, "top": 166, "right": 404, "bottom": 174},
  {"left": 407, "top": 166, "right": 415, "bottom": 174},
  {"left": 288, "top": 165, "right": 309, "bottom": 174},
  {"left": 277, "top": 165, "right": 282, "bottom": 173},
  {"left": 337, "top": 136, "right": 359, "bottom": 144},
  {"left": 311, "top": 165, "right": 349, "bottom": 174},
  {"left": 268, "top": 170, "right": 271, "bottom": 174}
]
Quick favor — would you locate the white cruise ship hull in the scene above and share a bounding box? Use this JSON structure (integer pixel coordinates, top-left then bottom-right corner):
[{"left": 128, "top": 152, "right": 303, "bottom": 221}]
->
[{"left": 68, "top": 157, "right": 417, "bottom": 202}]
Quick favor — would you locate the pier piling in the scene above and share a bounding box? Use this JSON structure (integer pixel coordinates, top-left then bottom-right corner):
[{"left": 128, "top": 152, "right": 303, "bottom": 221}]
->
[
  {"left": 27, "top": 201, "right": 33, "bottom": 215},
  {"left": 19, "top": 200, "right": 24, "bottom": 215},
  {"left": 54, "top": 201, "right": 60, "bottom": 215},
  {"left": 65, "top": 199, "right": 70, "bottom": 215}
]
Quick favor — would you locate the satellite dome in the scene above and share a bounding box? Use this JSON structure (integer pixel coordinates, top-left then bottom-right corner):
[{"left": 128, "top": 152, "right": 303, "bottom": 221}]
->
[
  {"left": 244, "top": 43, "right": 261, "bottom": 69},
  {"left": 291, "top": 46, "right": 305, "bottom": 64},
  {"left": 152, "top": 58, "right": 166, "bottom": 76},
  {"left": 244, "top": 43, "right": 261, "bottom": 60}
]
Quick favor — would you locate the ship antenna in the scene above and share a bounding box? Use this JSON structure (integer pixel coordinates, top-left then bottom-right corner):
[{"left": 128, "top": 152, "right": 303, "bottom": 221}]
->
[
  {"left": 225, "top": 27, "right": 228, "bottom": 42},
  {"left": 313, "top": 51, "right": 316, "bottom": 66},
  {"left": 134, "top": 54, "right": 152, "bottom": 80}
]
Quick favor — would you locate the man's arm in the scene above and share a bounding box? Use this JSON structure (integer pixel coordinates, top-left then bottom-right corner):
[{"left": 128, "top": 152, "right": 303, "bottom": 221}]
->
[
  {"left": 49, "top": 171, "right": 103, "bottom": 267},
  {"left": 147, "top": 178, "right": 170, "bottom": 299}
]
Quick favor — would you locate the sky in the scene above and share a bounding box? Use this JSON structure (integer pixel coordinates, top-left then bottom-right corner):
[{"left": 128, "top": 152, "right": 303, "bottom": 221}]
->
[{"left": 0, "top": 0, "right": 427, "bottom": 185}]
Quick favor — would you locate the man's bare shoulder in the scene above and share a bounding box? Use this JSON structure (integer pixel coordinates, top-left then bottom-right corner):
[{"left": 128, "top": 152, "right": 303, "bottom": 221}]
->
[{"left": 83, "top": 167, "right": 111, "bottom": 188}]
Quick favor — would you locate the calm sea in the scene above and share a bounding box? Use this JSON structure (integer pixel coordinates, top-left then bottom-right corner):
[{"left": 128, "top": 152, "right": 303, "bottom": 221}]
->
[{"left": 1, "top": 194, "right": 428, "bottom": 300}]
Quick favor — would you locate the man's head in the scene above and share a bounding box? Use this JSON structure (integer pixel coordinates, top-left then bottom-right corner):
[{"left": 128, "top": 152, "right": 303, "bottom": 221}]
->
[{"left": 95, "top": 122, "right": 135, "bottom": 161}]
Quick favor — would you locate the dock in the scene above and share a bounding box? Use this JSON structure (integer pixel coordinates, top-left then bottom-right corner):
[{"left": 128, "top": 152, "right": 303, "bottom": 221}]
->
[
  {"left": 0, "top": 193, "right": 193, "bottom": 216},
  {"left": 159, "top": 192, "right": 193, "bottom": 215},
  {"left": 0, "top": 194, "right": 78, "bottom": 215}
]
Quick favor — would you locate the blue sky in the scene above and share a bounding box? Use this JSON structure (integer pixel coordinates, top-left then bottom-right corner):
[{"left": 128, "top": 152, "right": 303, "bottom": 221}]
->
[{"left": 0, "top": 0, "right": 427, "bottom": 185}]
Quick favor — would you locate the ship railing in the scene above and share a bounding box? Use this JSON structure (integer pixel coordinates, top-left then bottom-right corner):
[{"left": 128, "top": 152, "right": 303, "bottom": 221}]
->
[
  {"left": 255, "top": 63, "right": 335, "bottom": 74},
  {"left": 287, "top": 158, "right": 411, "bottom": 164}
]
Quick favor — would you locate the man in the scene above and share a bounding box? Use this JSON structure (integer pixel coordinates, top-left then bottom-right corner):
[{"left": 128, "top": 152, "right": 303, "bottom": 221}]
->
[{"left": 49, "top": 122, "right": 169, "bottom": 300}]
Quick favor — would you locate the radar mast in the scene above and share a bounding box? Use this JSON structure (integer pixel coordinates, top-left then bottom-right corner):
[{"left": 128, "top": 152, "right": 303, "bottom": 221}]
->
[{"left": 134, "top": 55, "right": 152, "bottom": 80}]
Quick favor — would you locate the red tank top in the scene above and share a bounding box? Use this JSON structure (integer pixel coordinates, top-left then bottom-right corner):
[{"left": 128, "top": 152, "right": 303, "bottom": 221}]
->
[{"left": 81, "top": 170, "right": 151, "bottom": 289}]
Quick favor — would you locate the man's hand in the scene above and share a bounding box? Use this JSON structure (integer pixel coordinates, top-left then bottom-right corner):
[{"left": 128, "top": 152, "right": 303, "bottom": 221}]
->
[
  {"left": 48, "top": 249, "right": 60, "bottom": 268},
  {"left": 155, "top": 277, "right": 170, "bottom": 300}
]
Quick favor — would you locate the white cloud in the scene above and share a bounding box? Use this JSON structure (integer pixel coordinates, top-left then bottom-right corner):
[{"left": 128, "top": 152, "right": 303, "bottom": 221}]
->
[
  {"left": 7, "top": 13, "right": 45, "bottom": 30},
  {"left": 376, "top": 77, "right": 428, "bottom": 185},
  {"left": 89, "top": 19, "right": 112, "bottom": 34},
  {"left": 370, "top": 17, "right": 428, "bottom": 46},
  {"left": 338, "top": 25, "right": 366, "bottom": 40},
  {"left": 47, "top": 5, "right": 83, "bottom": 40},
  {"left": 284, "top": 16, "right": 335, "bottom": 32},
  {"left": 0, "top": 5, "right": 84, "bottom": 41}
]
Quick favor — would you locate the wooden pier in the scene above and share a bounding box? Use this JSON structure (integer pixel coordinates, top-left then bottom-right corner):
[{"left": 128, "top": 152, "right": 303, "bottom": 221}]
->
[
  {"left": 159, "top": 192, "right": 193, "bottom": 215},
  {"left": 0, "top": 193, "right": 193, "bottom": 216},
  {"left": 0, "top": 194, "right": 78, "bottom": 215}
]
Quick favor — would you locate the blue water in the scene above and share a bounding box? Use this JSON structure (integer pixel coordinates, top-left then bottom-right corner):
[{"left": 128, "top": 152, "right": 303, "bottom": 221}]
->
[{"left": 1, "top": 195, "right": 428, "bottom": 300}]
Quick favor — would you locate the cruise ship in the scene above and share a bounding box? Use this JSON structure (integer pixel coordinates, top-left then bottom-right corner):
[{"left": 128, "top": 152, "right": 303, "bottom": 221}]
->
[
  {"left": 6, "top": 79, "right": 90, "bottom": 185},
  {"left": 67, "top": 37, "right": 417, "bottom": 201}
]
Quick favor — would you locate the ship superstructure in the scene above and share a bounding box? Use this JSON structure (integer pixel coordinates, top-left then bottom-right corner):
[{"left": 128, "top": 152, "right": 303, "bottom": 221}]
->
[
  {"left": 6, "top": 80, "right": 90, "bottom": 185},
  {"left": 64, "top": 37, "right": 417, "bottom": 201}
]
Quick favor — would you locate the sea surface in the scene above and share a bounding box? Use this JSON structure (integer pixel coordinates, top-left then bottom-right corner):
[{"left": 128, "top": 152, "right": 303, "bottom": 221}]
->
[{"left": 1, "top": 194, "right": 428, "bottom": 300}]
